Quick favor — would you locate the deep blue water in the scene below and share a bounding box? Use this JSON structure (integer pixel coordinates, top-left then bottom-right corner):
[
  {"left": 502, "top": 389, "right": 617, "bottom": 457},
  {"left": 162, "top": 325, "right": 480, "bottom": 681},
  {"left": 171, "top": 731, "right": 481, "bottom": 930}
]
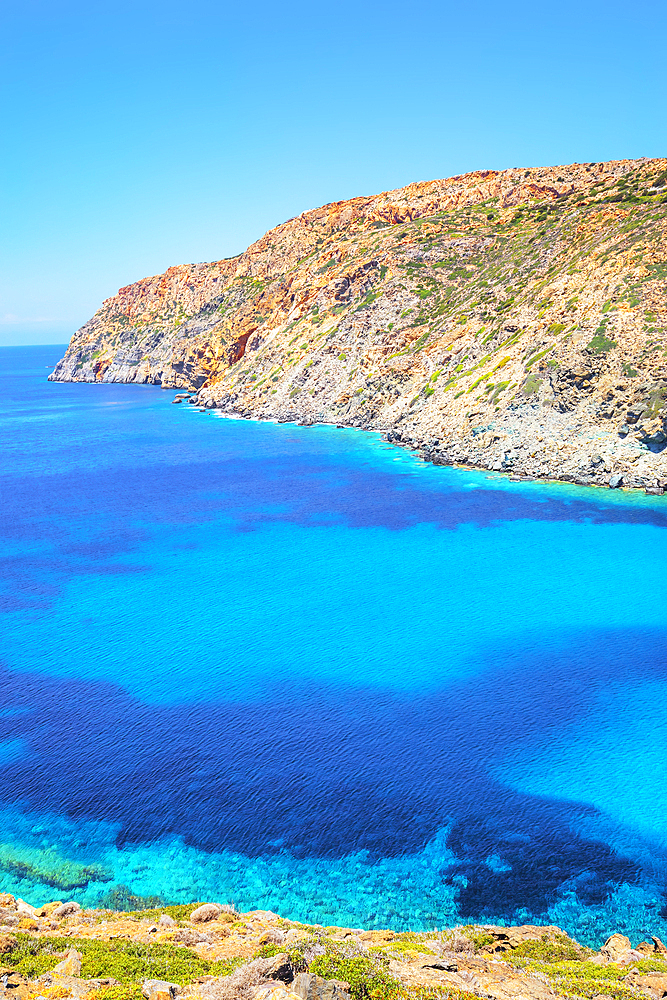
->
[{"left": 2, "top": 345, "right": 667, "bottom": 945}]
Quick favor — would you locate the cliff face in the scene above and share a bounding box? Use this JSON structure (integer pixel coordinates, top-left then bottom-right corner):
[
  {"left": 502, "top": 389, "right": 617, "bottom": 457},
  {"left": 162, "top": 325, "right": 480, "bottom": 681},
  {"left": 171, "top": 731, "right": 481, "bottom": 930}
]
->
[{"left": 51, "top": 158, "right": 667, "bottom": 488}]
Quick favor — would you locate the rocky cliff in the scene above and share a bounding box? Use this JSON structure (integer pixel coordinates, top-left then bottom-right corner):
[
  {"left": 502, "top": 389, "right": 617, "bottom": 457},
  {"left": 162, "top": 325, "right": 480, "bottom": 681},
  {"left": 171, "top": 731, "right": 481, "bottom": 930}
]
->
[
  {"left": 4, "top": 893, "right": 667, "bottom": 1000},
  {"left": 51, "top": 158, "right": 667, "bottom": 489}
]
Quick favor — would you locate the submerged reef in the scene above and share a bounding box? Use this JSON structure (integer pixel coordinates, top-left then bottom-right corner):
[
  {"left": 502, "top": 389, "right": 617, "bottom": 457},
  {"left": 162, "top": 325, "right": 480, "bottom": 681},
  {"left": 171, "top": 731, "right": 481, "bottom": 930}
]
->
[
  {"left": 0, "top": 846, "right": 112, "bottom": 893},
  {"left": 51, "top": 157, "right": 667, "bottom": 490},
  {"left": 3, "top": 892, "right": 667, "bottom": 1000}
]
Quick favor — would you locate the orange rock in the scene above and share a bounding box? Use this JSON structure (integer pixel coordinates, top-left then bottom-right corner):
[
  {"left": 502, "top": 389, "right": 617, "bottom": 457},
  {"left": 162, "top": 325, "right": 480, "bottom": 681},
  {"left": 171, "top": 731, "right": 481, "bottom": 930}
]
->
[
  {"left": 49, "top": 157, "right": 667, "bottom": 491},
  {"left": 51, "top": 948, "right": 82, "bottom": 976}
]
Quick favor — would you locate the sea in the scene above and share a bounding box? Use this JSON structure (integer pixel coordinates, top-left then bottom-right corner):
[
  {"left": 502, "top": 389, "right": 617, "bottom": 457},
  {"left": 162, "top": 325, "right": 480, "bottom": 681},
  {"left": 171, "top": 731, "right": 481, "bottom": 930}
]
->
[{"left": 2, "top": 343, "right": 667, "bottom": 946}]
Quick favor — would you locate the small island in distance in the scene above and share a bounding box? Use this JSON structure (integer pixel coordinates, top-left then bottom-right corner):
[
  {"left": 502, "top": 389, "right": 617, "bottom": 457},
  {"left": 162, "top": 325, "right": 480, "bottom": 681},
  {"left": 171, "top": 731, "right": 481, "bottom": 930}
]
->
[{"left": 51, "top": 157, "right": 667, "bottom": 491}]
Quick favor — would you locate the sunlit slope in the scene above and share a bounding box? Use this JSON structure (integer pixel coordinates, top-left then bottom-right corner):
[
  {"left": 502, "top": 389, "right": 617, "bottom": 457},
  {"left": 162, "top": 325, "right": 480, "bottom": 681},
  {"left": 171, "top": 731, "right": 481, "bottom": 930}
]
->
[{"left": 52, "top": 158, "right": 667, "bottom": 487}]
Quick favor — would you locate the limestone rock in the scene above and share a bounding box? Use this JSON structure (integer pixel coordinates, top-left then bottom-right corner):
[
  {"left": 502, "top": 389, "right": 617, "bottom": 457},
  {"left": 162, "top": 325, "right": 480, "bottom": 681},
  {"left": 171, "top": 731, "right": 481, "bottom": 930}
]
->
[
  {"left": 142, "top": 980, "right": 181, "bottom": 1000},
  {"left": 601, "top": 934, "right": 632, "bottom": 962},
  {"left": 247, "top": 910, "right": 282, "bottom": 924},
  {"left": 254, "top": 954, "right": 293, "bottom": 984},
  {"left": 292, "top": 975, "right": 350, "bottom": 1000},
  {"left": 0, "top": 937, "right": 14, "bottom": 956},
  {"left": 259, "top": 929, "right": 285, "bottom": 946},
  {"left": 52, "top": 901, "right": 81, "bottom": 918},
  {"left": 190, "top": 904, "right": 222, "bottom": 923},
  {"left": 637, "top": 974, "right": 667, "bottom": 997},
  {"left": 0, "top": 900, "right": 14, "bottom": 910},
  {"left": 481, "top": 924, "right": 565, "bottom": 953},
  {"left": 51, "top": 948, "right": 82, "bottom": 976},
  {"left": 414, "top": 956, "right": 458, "bottom": 972},
  {"left": 654, "top": 937, "right": 667, "bottom": 956},
  {"left": 253, "top": 987, "right": 303, "bottom": 1000},
  {"left": 0, "top": 971, "right": 29, "bottom": 1000},
  {"left": 158, "top": 914, "right": 176, "bottom": 927}
]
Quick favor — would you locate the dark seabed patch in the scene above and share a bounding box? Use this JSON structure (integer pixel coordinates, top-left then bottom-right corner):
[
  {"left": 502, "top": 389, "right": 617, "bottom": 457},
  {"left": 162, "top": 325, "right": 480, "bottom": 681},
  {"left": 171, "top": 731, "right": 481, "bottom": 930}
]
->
[
  {"left": 2, "top": 347, "right": 667, "bottom": 944},
  {"left": 2, "top": 625, "right": 665, "bottom": 923}
]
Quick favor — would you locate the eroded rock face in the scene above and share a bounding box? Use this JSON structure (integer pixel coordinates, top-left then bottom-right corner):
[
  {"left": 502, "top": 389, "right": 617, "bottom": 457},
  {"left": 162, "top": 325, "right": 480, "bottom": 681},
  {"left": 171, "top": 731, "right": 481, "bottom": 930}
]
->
[
  {"left": 481, "top": 924, "right": 565, "bottom": 953},
  {"left": 142, "top": 979, "right": 181, "bottom": 1000},
  {"left": 253, "top": 954, "right": 293, "bottom": 985},
  {"left": 292, "top": 973, "right": 350, "bottom": 1000},
  {"left": 635, "top": 974, "right": 667, "bottom": 997},
  {"left": 50, "top": 159, "right": 667, "bottom": 488},
  {"left": 253, "top": 987, "right": 303, "bottom": 1000},
  {"left": 0, "top": 971, "right": 29, "bottom": 1000},
  {"left": 601, "top": 933, "right": 633, "bottom": 962},
  {"left": 51, "top": 948, "right": 82, "bottom": 976}
]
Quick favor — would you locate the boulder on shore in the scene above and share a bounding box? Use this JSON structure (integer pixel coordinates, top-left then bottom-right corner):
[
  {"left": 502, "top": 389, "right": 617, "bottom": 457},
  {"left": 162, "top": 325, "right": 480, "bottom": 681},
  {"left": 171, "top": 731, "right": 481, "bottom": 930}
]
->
[{"left": 190, "top": 903, "right": 223, "bottom": 923}]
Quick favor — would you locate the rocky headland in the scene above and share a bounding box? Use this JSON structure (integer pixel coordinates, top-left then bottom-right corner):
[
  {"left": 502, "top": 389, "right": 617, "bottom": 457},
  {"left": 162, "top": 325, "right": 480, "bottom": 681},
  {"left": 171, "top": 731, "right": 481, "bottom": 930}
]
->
[
  {"left": 4, "top": 893, "right": 667, "bottom": 1000},
  {"left": 51, "top": 158, "right": 667, "bottom": 490}
]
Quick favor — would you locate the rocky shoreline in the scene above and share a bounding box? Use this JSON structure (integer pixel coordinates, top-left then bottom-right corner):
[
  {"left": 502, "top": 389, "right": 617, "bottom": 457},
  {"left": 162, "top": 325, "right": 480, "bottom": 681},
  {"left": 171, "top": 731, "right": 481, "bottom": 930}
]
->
[
  {"left": 4, "top": 894, "right": 667, "bottom": 1000},
  {"left": 169, "top": 388, "right": 664, "bottom": 493},
  {"left": 180, "top": 391, "right": 666, "bottom": 493},
  {"left": 50, "top": 157, "right": 667, "bottom": 493}
]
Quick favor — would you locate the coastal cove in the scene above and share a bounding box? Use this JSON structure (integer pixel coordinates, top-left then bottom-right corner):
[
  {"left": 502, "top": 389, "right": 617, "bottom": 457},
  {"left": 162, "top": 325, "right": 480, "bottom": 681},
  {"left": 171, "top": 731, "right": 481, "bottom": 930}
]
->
[{"left": 3, "top": 345, "right": 667, "bottom": 947}]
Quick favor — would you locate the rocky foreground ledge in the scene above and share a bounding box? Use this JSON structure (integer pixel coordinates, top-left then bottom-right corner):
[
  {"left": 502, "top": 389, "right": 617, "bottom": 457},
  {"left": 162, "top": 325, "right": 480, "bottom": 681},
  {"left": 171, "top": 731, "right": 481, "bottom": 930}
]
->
[
  {"left": 51, "top": 158, "right": 667, "bottom": 492},
  {"left": 3, "top": 894, "right": 667, "bottom": 1000}
]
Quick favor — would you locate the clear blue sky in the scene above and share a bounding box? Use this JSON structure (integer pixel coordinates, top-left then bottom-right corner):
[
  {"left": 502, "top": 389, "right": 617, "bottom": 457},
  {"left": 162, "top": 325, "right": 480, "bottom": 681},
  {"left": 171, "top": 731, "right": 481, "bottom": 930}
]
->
[{"left": 1, "top": 0, "right": 665, "bottom": 345}]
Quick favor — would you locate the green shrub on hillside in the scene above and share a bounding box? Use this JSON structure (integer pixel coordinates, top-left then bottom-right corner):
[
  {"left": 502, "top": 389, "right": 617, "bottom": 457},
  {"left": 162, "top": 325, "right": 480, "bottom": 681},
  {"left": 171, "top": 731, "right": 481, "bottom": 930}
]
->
[
  {"left": 122, "top": 903, "right": 204, "bottom": 923},
  {"left": 505, "top": 933, "right": 592, "bottom": 965},
  {"left": 510, "top": 960, "right": 634, "bottom": 1000},
  {"left": 309, "top": 947, "right": 402, "bottom": 1000},
  {"left": 457, "top": 926, "right": 495, "bottom": 950},
  {"left": 5, "top": 934, "right": 214, "bottom": 986},
  {"left": 587, "top": 330, "right": 617, "bottom": 354}
]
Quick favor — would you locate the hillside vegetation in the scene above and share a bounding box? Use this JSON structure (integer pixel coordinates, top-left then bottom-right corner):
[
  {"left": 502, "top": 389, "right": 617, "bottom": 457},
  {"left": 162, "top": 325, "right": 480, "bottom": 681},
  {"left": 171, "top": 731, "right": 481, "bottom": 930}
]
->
[
  {"left": 51, "top": 158, "right": 667, "bottom": 488},
  {"left": 4, "top": 894, "right": 667, "bottom": 1000}
]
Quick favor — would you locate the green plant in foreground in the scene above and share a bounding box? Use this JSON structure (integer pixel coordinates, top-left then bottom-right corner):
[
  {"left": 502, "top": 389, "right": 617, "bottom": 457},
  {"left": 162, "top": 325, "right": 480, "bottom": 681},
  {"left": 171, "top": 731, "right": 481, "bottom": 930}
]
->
[
  {"left": 308, "top": 948, "right": 404, "bottom": 1000},
  {"left": 512, "top": 960, "right": 635, "bottom": 1000},
  {"left": 505, "top": 933, "right": 592, "bottom": 965},
  {"left": 208, "top": 957, "right": 245, "bottom": 977},
  {"left": 122, "top": 902, "right": 204, "bottom": 923},
  {"left": 457, "top": 927, "right": 495, "bottom": 950},
  {"left": 96, "top": 986, "right": 143, "bottom": 1000},
  {"left": 308, "top": 940, "right": 473, "bottom": 1000},
  {"left": 5, "top": 935, "right": 215, "bottom": 986},
  {"left": 383, "top": 940, "right": 434, "bottom": 957}
]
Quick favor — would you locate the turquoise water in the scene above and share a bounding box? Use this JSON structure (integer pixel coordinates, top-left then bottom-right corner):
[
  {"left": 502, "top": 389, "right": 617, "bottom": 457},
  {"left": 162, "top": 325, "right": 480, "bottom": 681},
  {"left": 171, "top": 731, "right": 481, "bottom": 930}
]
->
[{"left": 2, "top": 345, "right": 667, "bottom": 944}]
